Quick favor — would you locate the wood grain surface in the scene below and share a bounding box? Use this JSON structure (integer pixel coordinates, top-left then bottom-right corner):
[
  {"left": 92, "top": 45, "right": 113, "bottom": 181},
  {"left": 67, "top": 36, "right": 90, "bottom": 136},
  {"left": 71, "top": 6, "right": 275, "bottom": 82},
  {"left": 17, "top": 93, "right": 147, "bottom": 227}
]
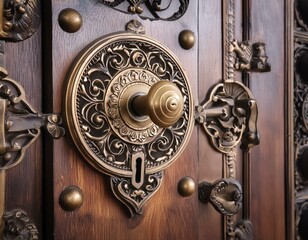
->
[{"left": 1, "top": 0, "right": 288, "bottom": 239}]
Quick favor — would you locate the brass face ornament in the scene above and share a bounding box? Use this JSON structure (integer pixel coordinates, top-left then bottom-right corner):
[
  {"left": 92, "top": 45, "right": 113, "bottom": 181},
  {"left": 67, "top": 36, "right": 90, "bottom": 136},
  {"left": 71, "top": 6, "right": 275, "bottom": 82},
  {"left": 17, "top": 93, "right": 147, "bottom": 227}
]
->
[{"left": 64, "top": 32, "right": 194, "bottom": 215}]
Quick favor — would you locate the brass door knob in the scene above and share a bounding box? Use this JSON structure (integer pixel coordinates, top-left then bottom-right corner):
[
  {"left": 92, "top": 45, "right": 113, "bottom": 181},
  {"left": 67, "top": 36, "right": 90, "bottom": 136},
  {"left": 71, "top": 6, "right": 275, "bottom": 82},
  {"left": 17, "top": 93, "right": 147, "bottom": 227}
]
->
[
  {"left": 64, "top": 31, "right": 194, "bottom": 215},
  {"left": 131, "top": 81, "right": 184, "bottom": 128}
]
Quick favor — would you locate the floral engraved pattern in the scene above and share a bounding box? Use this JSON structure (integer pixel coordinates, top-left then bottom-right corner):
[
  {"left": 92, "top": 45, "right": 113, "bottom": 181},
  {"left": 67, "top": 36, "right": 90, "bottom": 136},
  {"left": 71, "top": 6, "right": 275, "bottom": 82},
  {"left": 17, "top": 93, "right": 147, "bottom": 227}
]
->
[
  {"left": 75, "top": 36, "right": 192, "bottom": 172},
  {"left": 66, "top": 33, "right": 193, "bottom": 215},
  {"left": 111, "top": 171, "right": 163, "bottom": 215}
]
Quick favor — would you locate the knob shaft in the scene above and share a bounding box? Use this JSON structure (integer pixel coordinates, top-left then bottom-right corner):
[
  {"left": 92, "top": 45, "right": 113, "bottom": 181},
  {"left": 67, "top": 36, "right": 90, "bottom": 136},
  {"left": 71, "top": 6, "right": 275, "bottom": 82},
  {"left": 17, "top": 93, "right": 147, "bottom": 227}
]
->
[{"left": 132, "top": 81, "right": 184, "bottom": 128}]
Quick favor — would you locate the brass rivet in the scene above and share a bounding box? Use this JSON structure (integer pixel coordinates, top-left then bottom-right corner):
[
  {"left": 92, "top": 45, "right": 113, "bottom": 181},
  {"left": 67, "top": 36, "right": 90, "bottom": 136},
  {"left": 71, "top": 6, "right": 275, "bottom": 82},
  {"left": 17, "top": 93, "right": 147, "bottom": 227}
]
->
[
  {"left": 178, "top": 176, "right": 195, "bottom": 197},
  {"left": 59, "top": 186, "right": 83, "bottom": 211},
  {"left": 178, "top": 30, "right": 195, "bottom": 50},
  {"left": 58, "top": 8, "right": 82, "bottom": 33}
]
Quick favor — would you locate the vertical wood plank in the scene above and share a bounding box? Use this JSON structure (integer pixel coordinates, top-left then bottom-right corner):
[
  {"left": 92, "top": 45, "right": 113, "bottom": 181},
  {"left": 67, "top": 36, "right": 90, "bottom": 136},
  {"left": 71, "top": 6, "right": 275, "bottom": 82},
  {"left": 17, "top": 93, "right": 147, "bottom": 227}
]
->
[
  {"left": 5, "top": 28, "right": 43, "bottom": 234},
  {"left": 249, "top": 0, "right": 286, "bottom": 239}
]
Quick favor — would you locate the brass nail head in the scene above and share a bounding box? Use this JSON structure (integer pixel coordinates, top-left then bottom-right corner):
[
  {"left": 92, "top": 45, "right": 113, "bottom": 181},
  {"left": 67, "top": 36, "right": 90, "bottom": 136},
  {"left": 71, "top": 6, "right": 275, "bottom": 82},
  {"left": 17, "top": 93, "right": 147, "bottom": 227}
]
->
[
  {"left": 58, "top": 8, "right": 82, "bottom": 33},
  {"left": 178, "top": 30, "right": 195, "bottom": 50},
  {"left": 178, "top": 176, "right": 195, "bottom": 197},
  {"left": 59, "top": 186, "right": 84, "bottom": 211}
]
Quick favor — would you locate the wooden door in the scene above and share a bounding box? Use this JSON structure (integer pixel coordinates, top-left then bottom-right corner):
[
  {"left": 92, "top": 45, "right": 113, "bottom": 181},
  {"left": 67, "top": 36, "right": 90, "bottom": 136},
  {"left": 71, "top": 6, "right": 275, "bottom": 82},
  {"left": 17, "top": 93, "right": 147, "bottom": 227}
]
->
[{"left": 2, "top": 0, "right": 291, "bottom": 239}]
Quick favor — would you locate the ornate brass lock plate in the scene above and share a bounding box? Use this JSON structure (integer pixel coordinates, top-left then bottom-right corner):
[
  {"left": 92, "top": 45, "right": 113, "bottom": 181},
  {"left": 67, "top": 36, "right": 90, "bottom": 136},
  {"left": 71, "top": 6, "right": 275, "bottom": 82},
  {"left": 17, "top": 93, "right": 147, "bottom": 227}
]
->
[{"left": 64, "top": 32, "right": 194, "bottom": 215}]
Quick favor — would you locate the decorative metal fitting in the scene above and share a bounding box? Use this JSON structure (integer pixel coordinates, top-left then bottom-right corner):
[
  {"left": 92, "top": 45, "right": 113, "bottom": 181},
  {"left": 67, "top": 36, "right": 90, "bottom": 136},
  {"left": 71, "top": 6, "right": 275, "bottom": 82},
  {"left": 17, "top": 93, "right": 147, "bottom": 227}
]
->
[
  {"left": 198, "top": 178, "right": 242, "bottom": 216},
  {"left": 3, "top": 209, "right": 39, "bottom": 240},
  {"left": 195, "top": 80, "right": 259, "bottom": 153},
  {"left": 178, "top": 30, "right": 195, "bottom": 50},
  {"left": 58, "top": 8, "right": 83, "bottom": 33},
  {"left": 233, "top": 220, "right": 253, "bottom": 240},
  {"left": 64, "top": 32, "right": 194, "bottom": 216},
  {"left": 100, "top": 0, "right": 189, "bottom": 21},
  {"left": 125, "top": 19, "right": 145, "bottom": 34},
  {"left": 229, "top": 40, "right": 271, "bottom": 72},
  {"left": 59, "top": 186, "right": 84, "bottom": 212},
  {"left": 178, "top": 176, "right": 195, "bottom": 197},
  {"left": 0, "top": 0, "right": 40, "bottom": 42},
  {"left": 0, "top": 68, "right": 64, "bottom": 171}
]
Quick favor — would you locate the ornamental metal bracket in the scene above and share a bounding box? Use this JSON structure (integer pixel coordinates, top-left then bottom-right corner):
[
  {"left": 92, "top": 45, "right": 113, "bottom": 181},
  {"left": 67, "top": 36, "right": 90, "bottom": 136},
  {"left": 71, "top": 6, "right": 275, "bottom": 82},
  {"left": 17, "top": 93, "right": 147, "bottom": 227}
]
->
[
  {"left": 3, "top": 209, "right": 39, "bottom": 240},
  {"left": 0, "top": 0, "right": 40, "bottom": 42},
  {"left": 195, "top": 80, "right": 260, "bottom": 153},
  {"left": 198, "top": 178, "right": 242, "bottom": 216},
  {"left": 0, "top": 67, "right": 64, "bottom": 171},
  {"left": 100, "top": 0, "right": 189, "bottom": 21},
  {"left": 0, "top": 67, "right": 64, "bottom": 239},
  {"left": 229, "top": 40, "right": 271, "bottom": 72}
]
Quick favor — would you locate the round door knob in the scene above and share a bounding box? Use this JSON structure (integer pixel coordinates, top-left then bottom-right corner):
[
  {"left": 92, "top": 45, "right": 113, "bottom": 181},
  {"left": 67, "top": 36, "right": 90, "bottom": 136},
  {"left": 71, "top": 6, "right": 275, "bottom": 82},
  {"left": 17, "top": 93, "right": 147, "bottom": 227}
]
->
[{"left": 131, "top": 81, "right": 184, "bottom": 128}]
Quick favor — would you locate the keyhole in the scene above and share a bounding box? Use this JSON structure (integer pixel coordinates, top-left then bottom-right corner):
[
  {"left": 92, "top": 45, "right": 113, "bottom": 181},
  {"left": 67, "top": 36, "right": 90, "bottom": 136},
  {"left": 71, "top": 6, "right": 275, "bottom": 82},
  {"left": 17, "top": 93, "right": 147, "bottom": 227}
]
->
[
  {"left": 135, "top": 157, "right": 142, "bottom": 183},
  {"left": 131, "top": 153, "right": 145, "bottom": 189}
]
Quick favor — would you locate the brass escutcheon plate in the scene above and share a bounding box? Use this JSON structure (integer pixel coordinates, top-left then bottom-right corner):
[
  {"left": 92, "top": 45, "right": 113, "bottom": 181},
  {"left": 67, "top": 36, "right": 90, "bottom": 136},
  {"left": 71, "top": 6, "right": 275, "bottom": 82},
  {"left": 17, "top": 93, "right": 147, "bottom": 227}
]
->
[{"left": 64, "top": 32, "right": 194, "bottom": 178}]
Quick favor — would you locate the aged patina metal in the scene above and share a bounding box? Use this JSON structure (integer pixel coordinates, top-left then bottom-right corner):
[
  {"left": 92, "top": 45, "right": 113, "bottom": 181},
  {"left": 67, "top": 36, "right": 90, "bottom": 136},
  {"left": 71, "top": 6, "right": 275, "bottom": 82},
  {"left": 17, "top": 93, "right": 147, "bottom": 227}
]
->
[
  {"left": 230, "top": 40, "right": 271, "bottom": 72},
  {"left": 59, "top": 186, "right": 84, "bottom": 212},
  {"left": 100, "top": 0, "right": 189, "bottom": 21},
  {"left": 58, "top": 8, "right": 83, "bottom": 33},
  {"left": 198, "top": 178, "right": 242, "bottom": 216},
  {"left": 0, "top": 0, "right": 40, "bottom": 42},
  {"left": 195, "top": 80, "right": 260, "bottom": 153},
  {"left": 64, "top": 32, "right": 194, "bottom": 216},
  {"left": 178, "top": 176, "right": 195, "bottom": 197},
  {"left": 178, "top": 30, "right": 195, "bottom": 50}
]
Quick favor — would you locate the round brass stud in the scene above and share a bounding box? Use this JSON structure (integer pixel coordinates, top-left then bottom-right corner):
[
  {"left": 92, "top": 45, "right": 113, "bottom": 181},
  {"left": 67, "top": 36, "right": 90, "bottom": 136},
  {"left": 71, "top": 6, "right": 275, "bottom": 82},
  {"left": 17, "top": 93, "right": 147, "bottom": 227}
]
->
[
  {"left": 178, "top": 176, "right": 195, "bottom": 197},
  {"left": 59, "top": 186, "right": 83, "bottom": 211},
  {"left": 178, "top": 30, "right": 195, "bottom": 50},
  {"left": 58, "top": 8, "right": 82, "bottom": 33}
]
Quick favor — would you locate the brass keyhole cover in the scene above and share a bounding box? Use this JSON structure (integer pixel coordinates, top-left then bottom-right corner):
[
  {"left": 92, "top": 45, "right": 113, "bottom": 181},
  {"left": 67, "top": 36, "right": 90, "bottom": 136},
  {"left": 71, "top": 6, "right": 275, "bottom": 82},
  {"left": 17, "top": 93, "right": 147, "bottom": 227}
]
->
[{"left": 64, "top": 32, "right": 193, "bottom": 214}]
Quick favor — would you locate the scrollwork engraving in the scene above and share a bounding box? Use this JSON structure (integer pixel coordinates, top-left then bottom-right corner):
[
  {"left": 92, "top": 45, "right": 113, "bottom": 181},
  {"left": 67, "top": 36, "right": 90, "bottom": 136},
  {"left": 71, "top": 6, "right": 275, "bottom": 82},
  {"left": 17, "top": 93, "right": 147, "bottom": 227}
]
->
[
  {"left": 111, "top": 171, "right": 163, "bottom": 216},
  {"left": 100, "top": 0, "right": 189, "bottom": 21},
  {"left": 3, "top": 209, "right": 38, "bottom": 240}
]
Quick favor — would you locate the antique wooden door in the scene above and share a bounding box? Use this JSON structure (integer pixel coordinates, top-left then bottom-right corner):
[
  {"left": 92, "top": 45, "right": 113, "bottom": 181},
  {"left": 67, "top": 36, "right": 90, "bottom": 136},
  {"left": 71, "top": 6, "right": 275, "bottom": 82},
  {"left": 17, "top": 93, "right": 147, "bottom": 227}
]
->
[{"left": 0, "top": 0, "right": 292, "bottom": 239}]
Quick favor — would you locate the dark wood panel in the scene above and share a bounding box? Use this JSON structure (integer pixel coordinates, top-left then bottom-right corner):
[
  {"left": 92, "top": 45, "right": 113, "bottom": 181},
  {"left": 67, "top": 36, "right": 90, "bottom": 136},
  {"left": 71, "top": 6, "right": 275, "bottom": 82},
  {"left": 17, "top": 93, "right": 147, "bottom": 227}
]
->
[
  {"left": 5, "top": 28, "right": 43, "bottom": 233},
  {"left": 249, "top": 0, "right": 286, "bottom": 239},
  {"left": 50, "top": 1, "right": 199, "bottom": 239}
]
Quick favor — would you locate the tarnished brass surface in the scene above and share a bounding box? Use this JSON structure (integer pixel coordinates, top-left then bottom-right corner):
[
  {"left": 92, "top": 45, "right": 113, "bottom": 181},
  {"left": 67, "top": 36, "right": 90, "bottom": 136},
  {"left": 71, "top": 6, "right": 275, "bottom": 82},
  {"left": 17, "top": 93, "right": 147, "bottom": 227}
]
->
[
  {"left": 58, "top": 8, "right": 82, "bottom": 33},
  {"left": 0, "top": 67, "right": 64, "bottom": 171},
  {"left": 178, "top": 30, "right": 195, "bottom": 50},
  {"left": 100, "top": 0, "right": 189, "bottom": 21},
  {"left": 195, "top": 80, "right": 259, "bottom": 153},
  {"left": 132, "top": 81, "right": 184, "bottom": 128},
  {"left": 59, "top": 186, "right": 84, "bottom": 212},
  {"left": 199, "top": 178, "right": 242, "bottom": 216},
  {"left": 178, "top": 176, "right": 195, "bottom": 197},
  {"left": 0, "top": 0, "right": 40, "bottom": 42},
  {"left": 230, "top": 40, "right": 271, "bottom": 72},
  {"left": 3, "top": 209, "right": 38, "bottom": 239},
  {"left": 64, "top": 32, "right": 194, "bottom": 215},
  {"left": 125, "top": 20, "right": 145, "bottom": 34}
]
